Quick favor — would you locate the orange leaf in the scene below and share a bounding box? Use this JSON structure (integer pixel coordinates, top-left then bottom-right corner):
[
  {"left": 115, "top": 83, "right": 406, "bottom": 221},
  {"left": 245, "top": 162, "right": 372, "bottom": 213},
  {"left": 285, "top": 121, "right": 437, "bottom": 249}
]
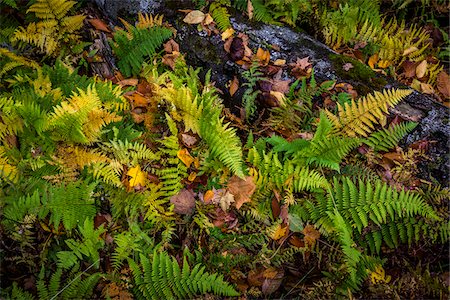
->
[
  {"left": 273, "top": 59, "right": 286, "bottom": 66},
  {"left": 416, "top": 60, "right": 427, "bottom": 78},
  {"left": 256, "top": 48, "right": 270, "bottom": 65},
  {"left": 227, "top": 176, "right": 256, "bottom": 209},
  {"left": 177, "top": 149, "right": 194, "bottom": 167},
  {"left": 229, "top": 76, "right": 239, "bottom": 96},
  {"left": 302, "top": 224, "right": 320, "bottom": 247},
  {"left": 117, "top": 78, "right": 138, "bottom": 87},
  {"left": 204, "top": 190, "right": 215, "bottom": 203},
  {"left": 368, "top": 53, "right": 378, "bottom": 69},
  {"left": 187, "top": 172, "right": 197, "bottom": 182},
  {"left": 88, "top": 18, "right": 111, "bottom": 33},
  {"left": 221, "top": 27, "right": 235, "bottom": 40}
]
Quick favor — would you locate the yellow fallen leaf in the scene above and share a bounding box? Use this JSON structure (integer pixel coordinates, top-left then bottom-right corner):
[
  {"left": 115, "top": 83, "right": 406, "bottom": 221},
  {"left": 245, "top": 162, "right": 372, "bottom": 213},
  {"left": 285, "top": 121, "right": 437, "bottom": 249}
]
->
[
  {"left": 204, "top": 190, "right": 214, "bottom": 203},
  {"left": 247, "top": 0, "right": 254, "bottom": 20},
  {"left": 177, "top": 149, "right": 194, "bottom": 167},
  {"left": 271, "top": 223, "right": 288, "bottom": 240},
  {"left": 416, "top": 60, "right": 427, "bottom": 79},
  {"left": 203, "top": 13, "right": 214, "bottom": 25},
  {"left": 420, "top": 82, "right": 434, "bottom": 94},
  {"left": 403, "top": 46, "right": 418, "bottom": 56},
  {"left": 270, "top": 91, "right": 286, "bottom": 105},
  {"left": 183, "top": 10, "right": 205, "bottom": 24},
  {"left": 273, "top": 59, "right": 286, "bottom": 66},
  {"left": 368, "top": 53, "right": 378, "bottom": 69},
  {"left": 221, "top": 27, "right": 235, "bottom": 41},
  {"left": 370, "top": 266, "right": 391, "bottom": 284},
  {"left": 127, "top": 165, "right": 146, "bottom": 187},
  {"left": 188, "top": 172, "right": 197, "bottom": 182}
]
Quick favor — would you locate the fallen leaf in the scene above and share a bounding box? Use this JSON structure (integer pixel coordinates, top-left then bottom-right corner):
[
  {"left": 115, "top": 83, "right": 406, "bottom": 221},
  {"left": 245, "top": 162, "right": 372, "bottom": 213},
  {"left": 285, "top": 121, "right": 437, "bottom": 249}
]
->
[
  {"left": 127, "top": 165, "right": 146, "bottom": 187},
  {"left": 227, "top": 176, "right": 256, "bottom": 209},
  {"left": 270, "top": 91, "right": 286, "bottom": 105},
  {"left": 403, "top": 46, "right": 418, "bottom": 56},
  {"left": 218, "top": 190, "right": 235, "bottom": 211},
  {"left": 262, "top": 268, "right": 284, "bottom": 295},
  {"left": 183, "top": 10, "right": 205, "bottom": 24},
  {"left": 368, "top": 53, "right": 378, "bottom": 69},
  {"left": 170, "top": 189, "right": 196, "bottom": 215},
  {"left": 273, "top": 59, "right": 286, "bottom": 66},
  {"left": 181, "top": 133, "right": 198, "bottom": 148},
  {"left": 248, "top": 267, "right": 265, "bottom": 287},
  {"left": 229, "top": 76, "right": 239, "bottom": 96},
  {"left": 117, "top": 78, "right": 138, "bottom": 87},
  {"left": 378, "top": 60, "right": 391, "bottom": 69},
  {"left": 343, "top": 62, "right": 354, "bottom": 71},
  {"left": 164, "top": 39, "right": 180, "bottom": 53},
  {"left": 162, "top": 52, "right": 181, "bottom": 70},
  {"left": 436, "top": 71, "right": 450, "bottom": 99},
  {"left": 289, "top": 235, "right": 305, "bottom": 248},
  {"left": 247, "top": 0, "right": 254, "bottom": 19},
  {"left": 302, "top": 224, "right": 320, "bottom": 247},
  {"left": 88, "top": 18, "right": 111, "bottom": 33},
  {"left": 271, "top": 198, "right": 281, "bottom": 218},
  {"left": 203, "top": 190, "right": 215, "bottom": 203},
  {"left": 187, "top": 172, "right": 197, "bottom": 182},
  {"left": 203, "top": 13, "right": 214, "bottom": 25},
  {"left": 401, "top": 60, "right": 417, "bottom": 78},
  {"left": 416, "top": 60, "right": 428, "bottom": 78},
  {"left": 270, "top": 223, "right": 288, "bottom": 240},
  {"left": 289, "top": 56, "right": 312, "bottom": 78},
  {"left": 177, "top": 149, "right": 194, "bottom": 167},
  {"left": 125, "top": 92, "right": 150, "bottom": 108},
  {"left": 221, "top": 27, "right": 235, "bottom": 41},
  {"left": 256, "top": 48, "right": 270, "bottom": 66},
  {"left": 420, "top": 82, "right": 434, "bottom": 94}
]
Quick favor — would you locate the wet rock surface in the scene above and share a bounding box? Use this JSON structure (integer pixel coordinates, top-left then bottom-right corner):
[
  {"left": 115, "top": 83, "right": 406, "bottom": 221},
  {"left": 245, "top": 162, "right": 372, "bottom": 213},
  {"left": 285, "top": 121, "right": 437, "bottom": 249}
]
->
[{"left": 91, "top": 0, "right": 449, "bottom": 186}]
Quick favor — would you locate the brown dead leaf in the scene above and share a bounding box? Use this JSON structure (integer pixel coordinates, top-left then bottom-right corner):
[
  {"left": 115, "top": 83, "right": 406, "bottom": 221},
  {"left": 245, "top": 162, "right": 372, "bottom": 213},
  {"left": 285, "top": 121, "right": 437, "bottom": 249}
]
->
[
  {"left": 183, "top": 10, "right": 205, "bottom": 24},
  {"left": 248, "top": 267, "right": 265, "bottom": 287},
  {"left": 262, "top": 268, "right": 284, "bottom": 295},
  {"left": 170, "top": 189, "right": 196, "bottom": 215},
  {"left": 302, "top": 224, "right": 320, "bottom": 247},
  {"left": 162, "top": 52, "right": 181, "bottom": 70},
  {"left": 420, "top": 82, "right": 434, "bottom": 94},
  {"left": 402, "top": 60, "right": 417, "bottom": 78},
  {"left": 164, "top": 39, "right": 180, "bottom": 53},
  {"left": 203, "top": 190, "right": 214, "bottom": 203},
  {"left": 88, "top": 18, "right": 111, "bottom": 33},
  {"left": 227, "top": 176, "right": 256, "bottom": 209},
  {"left": 117, "top": 78, "right": 138, "bottom": 87},
  {"left": 290, "top": 57, "right": 312, "bottom": 78},
  {"left": 289, "top": 235, "right": 305, "bottom": 248},
  {"left": 181, "top": 133, "right": 198, "bottom": 148},
  {"left": 229, "top": 76, "right": 239, "bottom": 96},
  {"left": 271, "top": 78, "right": 291, "bottom": 94},
  {"left": 436, "top": 71, "right": 450, "bottom": 99},
  {"left": 271, "top": 198, "right": 281, "bottom": 218},
  {"left": 177, "top": 149, "right": 194, "bottom": 167},
  {"left": 125, "top": 92, "right": 150, "bottom": 108},
  {"left": 416, "top": 60, "right": 428, "bottom": 78}
]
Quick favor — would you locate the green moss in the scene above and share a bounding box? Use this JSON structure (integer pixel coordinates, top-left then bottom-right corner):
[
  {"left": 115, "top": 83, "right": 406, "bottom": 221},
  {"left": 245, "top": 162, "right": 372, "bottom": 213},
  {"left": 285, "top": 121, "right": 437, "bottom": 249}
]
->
[{"left": 329, "top": 54, "right": 387, "bottom": 94}]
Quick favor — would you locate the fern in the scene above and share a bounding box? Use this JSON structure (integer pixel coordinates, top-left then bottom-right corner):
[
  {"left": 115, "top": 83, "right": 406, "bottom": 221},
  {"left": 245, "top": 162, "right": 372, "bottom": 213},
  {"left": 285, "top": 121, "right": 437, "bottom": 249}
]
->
[
  {"left": 111, "top": 24, "right": 172, "bottom": 77},
  {"left": 57, "top": 219, "right": 105, "bottom": 270},
  {"left": 325, "top": 88, "right": 412, "bottom": 137},
  {"left": 364, "top": 122, "right": 417, "bottom": 152},
  {"left": 12, "top": 0, "right": 85, "bottom": 56},
  {"left": 209, "top": 3, "right": 231, "bottom": 31},
  {"left": 3, "top": 181, "right": 97, "bottom": 231},
  {"left": 129, "top": 251, "right": 239, "bottom": 299}
]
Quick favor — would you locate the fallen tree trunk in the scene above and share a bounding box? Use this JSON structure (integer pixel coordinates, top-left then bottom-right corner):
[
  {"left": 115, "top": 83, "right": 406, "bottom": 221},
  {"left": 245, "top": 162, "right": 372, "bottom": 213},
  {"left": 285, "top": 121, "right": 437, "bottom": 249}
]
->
[{"left": 90, "top": 0, "right": 449, "bottom": 186}]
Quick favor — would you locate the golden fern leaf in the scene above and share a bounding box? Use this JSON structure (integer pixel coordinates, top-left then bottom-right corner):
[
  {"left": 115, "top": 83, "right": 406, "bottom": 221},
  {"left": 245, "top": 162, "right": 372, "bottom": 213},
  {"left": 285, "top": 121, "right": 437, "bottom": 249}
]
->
[
  {"left": 159, "top": 86, "right": 203, "bottom": 133},
  {"left": 60, "top": 15, "right": 85, "bottom": 33},
  {"left": 0, "top": 97, "right": 23, "bottom": 140},
  {"left": 427, "top": 63, "right": 444, "bottom": 85},
  {"left": 0, "top": 147, "right": 19, "bottom": 183},
  {"left": 83, "top": 109, "right": 122, "bottom": 143},
  {"left": 326, "top": 88, "right": 412, "bottom": 137},
  {"left": 137, "top": 13, "right": 164, "bottom": 29},
  {"left": 55, "top": 145, "right": 110, "bottom": 170},
  {"left": 0, "top": 48, "right": 40, "bottom": 78},
  {"left": 27, "top": 0, "right": 76, "bottom": 20},
  {"left": 91, "top": 161, "right": 123, "bottom": 187}
]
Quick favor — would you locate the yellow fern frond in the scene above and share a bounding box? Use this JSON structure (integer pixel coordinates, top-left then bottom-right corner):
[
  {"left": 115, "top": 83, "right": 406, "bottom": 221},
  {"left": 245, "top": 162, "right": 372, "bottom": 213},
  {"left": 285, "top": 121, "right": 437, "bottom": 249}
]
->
[
  {"left": 55, "top": 145, "right": 110, "bottom": 170},
  {"left": 326, "top": 88, "right": 412, "bottom": 137},
  {"left": 83, "top": 109, "right": 122, "bottom": 143},
  {"left": 27, "top": 0, "right": 76, "bottom": 20},
  {"left": 91, "top": 161, "right": 123, "bottom": 187},
  {"left": 0, "top": 48, "right": 40, "bottom": 78},
  {"left": 137, "top": 13, "right": 164, "bottom": 29},
  {"left": 427, "top": 63, "right": 444, "bottom": 85},
  {"left": 60, "top": 15, "right": 85, "bottom": 33},
  {"left": 0, "top": 97, "right": 23, "bottom": 140},
  {"left": 0, "top": 147, "right": 19, "bottom": 183},
  {"left": 159, "top": 86, "right": 202, "bottom": 133}
]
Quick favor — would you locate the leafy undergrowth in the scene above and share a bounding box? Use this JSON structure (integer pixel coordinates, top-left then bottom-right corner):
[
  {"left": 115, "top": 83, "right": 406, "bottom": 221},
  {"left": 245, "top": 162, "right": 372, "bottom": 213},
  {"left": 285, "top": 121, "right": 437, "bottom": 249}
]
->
[{"left": 0, "top": 0, "right": 449, "bottom": 299}]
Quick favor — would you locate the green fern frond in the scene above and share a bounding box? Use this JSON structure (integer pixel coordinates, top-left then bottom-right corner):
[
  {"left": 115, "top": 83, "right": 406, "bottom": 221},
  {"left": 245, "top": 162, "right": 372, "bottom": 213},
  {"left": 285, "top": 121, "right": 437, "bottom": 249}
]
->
[
  {"left": 129, "top": 251, "right": 239, "bottom": 299},
  {"left": 364, "top": 122, "right": 417, "bottom": 152},
  {"left": 325, "top": 88, "right": 412, "bottom": 137},
  {"left": 210, "top": 3, "right": 231, "bottom": 31},
  {"left": 111, "top": 25, "right": 172, "bottom": 77}
]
